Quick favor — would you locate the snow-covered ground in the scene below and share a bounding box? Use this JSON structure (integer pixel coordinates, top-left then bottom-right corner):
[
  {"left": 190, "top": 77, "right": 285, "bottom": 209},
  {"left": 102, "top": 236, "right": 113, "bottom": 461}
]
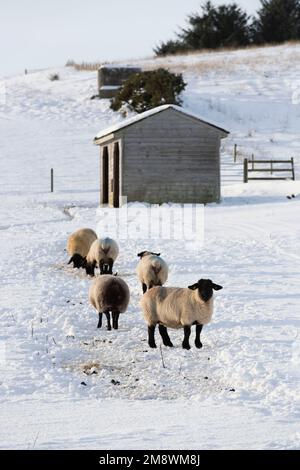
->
[{"left": 1, "top": 43, "right": 300, "bottom": 449}]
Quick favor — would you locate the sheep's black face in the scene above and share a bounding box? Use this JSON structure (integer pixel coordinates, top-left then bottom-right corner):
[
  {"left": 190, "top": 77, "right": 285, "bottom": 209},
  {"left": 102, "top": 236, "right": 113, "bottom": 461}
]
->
[
  {"left": 188, "top": 279, "right": 223, "bottom": 302},
  {"left": 137, "top": 251, "right": 161, "bottom": 258},
  {"left": 68, "top": 253, "right": 84, "bottom": 269}
]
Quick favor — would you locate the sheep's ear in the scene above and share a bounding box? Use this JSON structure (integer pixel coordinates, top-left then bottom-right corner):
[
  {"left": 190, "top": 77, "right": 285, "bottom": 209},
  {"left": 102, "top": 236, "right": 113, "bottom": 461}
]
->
[
  {"left": 188, "top": 283, "right": 199, "bottom": 290},
  {"left": 153, "top": 252, "right": 161, "bottom": 256},
  {"left": 137, "top": 251, "right": 145, "bottom": 258},
  {"left": 67, "top": 257, "right": 73, "bottom": 265},
  {"left": 213, "top": 283, "right": 223, "bottom": 291}
]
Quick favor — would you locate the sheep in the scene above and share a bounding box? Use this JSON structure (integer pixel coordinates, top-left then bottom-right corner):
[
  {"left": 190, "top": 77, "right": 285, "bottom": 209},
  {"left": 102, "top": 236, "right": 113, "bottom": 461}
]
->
[
  {"left": 84, "top": 237, "right": 119, "bottom": 276},
  {"left": 140, "top": 279, "right": 223, "bottom": 350},
  {"left": 136, "top": 251, "right": 168, "bottom": 293},
  {"left": 89, "top": 275, "right": 130, "bottom": 330},
  {"left": 67, "top": 228, "right": 97, "bottom": 268}
]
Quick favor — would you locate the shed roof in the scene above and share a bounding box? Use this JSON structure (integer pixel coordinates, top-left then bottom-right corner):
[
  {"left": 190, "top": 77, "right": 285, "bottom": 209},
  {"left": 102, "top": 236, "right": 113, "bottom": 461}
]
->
[{"left": 94, "top": 104, "right": 229, "bottom": 143}]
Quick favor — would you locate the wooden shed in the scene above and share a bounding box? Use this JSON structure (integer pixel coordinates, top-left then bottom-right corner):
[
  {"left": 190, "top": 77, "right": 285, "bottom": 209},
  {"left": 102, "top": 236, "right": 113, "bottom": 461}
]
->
[
  {"left": 94, "top": 104, "right": 229, "bottom": 207},
  {"left": 98, "top": 65, "right": 141, "bottom": 99}
]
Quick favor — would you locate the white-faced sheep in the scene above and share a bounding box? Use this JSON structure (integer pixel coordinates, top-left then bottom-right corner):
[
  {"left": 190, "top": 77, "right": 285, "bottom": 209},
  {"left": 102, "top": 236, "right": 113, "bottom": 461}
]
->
[
  {"left": 140, "top": 279, "right": 223, "bottom": 350},
  {"left": 136, "top": 251, "right": 168, "bottom": 293},
  {"left": 67, "top": 228, "right": 97, "bottom": 268},
  {"left": 89, "top": 275, "right": 130, "bottom": 330},
  {"left": 84, "top": 237, "right": 119, "bottom": 276}
]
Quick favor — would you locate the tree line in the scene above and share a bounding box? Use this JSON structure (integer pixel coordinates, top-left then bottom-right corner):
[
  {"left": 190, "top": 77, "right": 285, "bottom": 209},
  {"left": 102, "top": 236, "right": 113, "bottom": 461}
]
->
[{"left": 154, "top": 0, "right": 300, "bottom": 56}]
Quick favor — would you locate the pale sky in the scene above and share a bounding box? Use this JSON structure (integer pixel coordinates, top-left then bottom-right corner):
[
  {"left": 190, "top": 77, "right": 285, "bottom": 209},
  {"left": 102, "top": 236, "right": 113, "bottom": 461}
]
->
[{"left": 1, "top": 0, "right": 261, "bottom": 76}]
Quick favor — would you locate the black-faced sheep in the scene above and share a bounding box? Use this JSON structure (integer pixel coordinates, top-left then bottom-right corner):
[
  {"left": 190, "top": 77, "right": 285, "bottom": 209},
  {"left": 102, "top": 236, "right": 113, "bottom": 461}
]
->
[
  {"left": 140, "top": 279, "right": 223, "bottom": 350},
  {"left": 67, "top": 228, "right": 97, "bottom": 268},
  {"left": 136, "top": 251, "right": 168, "bottom": 293},
  {"left": 84, "top": 237, "right": 119, "bottom": 276},
  {"left": 89, "top": 275, "right": 130, "bottom": 330}
]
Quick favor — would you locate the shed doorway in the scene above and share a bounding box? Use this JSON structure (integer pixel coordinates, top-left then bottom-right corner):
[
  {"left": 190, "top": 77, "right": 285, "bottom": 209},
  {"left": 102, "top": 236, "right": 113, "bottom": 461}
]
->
[
  {"left": 101, "top": 146, "right": 109, "bottom": 204},
  {"left": 113, "top": 142, "right": 120, "bottom": 208}
]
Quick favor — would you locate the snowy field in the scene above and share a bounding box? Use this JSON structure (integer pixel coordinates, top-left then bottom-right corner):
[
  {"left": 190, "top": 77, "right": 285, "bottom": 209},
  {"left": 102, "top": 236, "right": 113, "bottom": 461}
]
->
[{"left": 1, "top": 43, "right": 300, "bottom": 449}]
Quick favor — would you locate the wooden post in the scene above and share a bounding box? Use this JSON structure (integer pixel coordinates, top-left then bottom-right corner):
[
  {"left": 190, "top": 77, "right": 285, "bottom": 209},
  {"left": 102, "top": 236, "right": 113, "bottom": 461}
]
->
[
  {"left": 234, "top": 144, "right": 237, "bottom": 163},
  {"left": 244, "top": 159, "right": 248, "bottom": 183},
  {"left": 252, "top": 154, "right": 254, "bottom": 170},
  {"left": 270, "top": 160, "right": 273, "bottom": 175},
  {"left": 51, "top": 168, "right": 54, "bottom": 192},
  {"left": 291, "top": 157, "right": 295, "bottom": 180}
]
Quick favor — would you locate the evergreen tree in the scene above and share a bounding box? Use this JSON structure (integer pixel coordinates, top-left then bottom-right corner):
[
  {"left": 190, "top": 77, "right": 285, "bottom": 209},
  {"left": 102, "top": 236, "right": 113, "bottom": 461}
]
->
[
  {"left": 110, "top": 69, "right": 186, "bottom": 114},
  {"left": 154, "top": 39, "right": 187, "bottom": 57},
  {"left": 252, "top": 0, "right": 300, "bottom": 44},
  {"left": 180, "top": 1, "right": 250, "bottom": 49},
  {"left": 154, "top": 1, "right": 251, "bottom": 56}
]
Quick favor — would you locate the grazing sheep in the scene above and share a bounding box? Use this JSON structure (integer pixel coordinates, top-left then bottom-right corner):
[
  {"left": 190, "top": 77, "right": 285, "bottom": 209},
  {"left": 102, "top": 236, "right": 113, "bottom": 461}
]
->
[
  {"left": 89, "top": 275, "right": 130, "bottom": 330},
  {"left": 136, "top": 251, "right": 168, "bottom": 293},
  {"left": 85, "top": 237, "right": 119, "bottom": 276},
  {"left": 67, "top": 228, "right": 97, "bottom": 268},
  {"left": 140, "top": 279, "right": 223, "bottom": 350}
]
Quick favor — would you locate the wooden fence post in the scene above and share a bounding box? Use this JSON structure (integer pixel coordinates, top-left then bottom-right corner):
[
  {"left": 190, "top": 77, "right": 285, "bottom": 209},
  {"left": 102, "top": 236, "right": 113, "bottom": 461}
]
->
[
  {"left": 234, "top": 144, "right": 237, "bottom": 163},
  {"left": 51, "top": 168, "right": 54, "bottom": 192},
  {"left": 243, "top": 159, "right": 248, "bottom": 183}
]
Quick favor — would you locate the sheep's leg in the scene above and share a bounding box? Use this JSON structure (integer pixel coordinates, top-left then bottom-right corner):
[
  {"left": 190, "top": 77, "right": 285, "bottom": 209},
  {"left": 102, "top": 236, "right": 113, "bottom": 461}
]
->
[
  {"left": 97, "top": 312, "right": 103, "bottom": 329},
  {"left": 100, "top": 259, "right": 105, "bottom": 275},
  {"left": 195, "top": 324, "right": 203, "bottom": 349},
  {"left": 105, "top": 311, "right": 111, "bottom": 330},
  {"left": 182, "top": 325, "right": 191, "bottom": 350},
  {"left": 148, "top": 325, "right": 157, "bottom": 348},
  {"left": 142, "top": 283, "right": 147, "bottom": 294},
  {"left": 107, "top": 258, "right": 113, "bottom": 275},
  {"left": 86, "top": 261, "right": 95, "bottom": 276},
  {"left": 158, "top": 324, "right": 173, "bottom": 347},
  {"left": 91, "top": 262, "right": 96, "bottom": 277},
  {"left": 112, "top": 312, "right": 120, "bottom": 330}
]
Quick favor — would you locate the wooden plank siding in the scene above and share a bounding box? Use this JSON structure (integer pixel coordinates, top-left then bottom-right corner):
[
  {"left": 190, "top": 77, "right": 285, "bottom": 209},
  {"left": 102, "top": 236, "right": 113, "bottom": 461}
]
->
[{"left": 116, "top": 108, "right": 222, "bottom": 204}]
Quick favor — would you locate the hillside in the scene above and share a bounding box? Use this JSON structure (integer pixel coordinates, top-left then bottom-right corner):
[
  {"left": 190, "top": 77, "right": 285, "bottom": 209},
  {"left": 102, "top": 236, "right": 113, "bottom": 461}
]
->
[{"left": 0, "top": 43, "right": 300, "bottom": 449}]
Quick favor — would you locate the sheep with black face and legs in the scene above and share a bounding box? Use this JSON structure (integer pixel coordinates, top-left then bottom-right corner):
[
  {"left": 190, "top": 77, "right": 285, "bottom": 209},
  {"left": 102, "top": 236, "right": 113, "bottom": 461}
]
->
[
  {"left": 136, "top": 251, "right": 168, "bottom": 293},
  {"left": 89, "top": 275, "right": 130, "bottom": 330},
  {"left": 67, "top": 228, "right": 97, "bottom": 268},
  {"left": 85, "top": 237, "right": 119, "bottom": 276},
  {"left": 140, "top": 279, "right": 223, "bottom": 350}
]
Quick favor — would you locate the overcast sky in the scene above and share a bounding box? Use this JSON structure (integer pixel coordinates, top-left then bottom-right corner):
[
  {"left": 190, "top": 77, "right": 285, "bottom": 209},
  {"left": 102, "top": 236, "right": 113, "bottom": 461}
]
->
[{"left": 1, "top": 0, "right": 261, "bottom": 77}]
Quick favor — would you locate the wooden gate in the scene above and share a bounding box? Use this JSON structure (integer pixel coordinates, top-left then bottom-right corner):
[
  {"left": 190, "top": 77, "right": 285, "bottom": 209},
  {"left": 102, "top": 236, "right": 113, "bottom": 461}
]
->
[{"left": 244, "top": 158, "right": 295, "bottom": 183}]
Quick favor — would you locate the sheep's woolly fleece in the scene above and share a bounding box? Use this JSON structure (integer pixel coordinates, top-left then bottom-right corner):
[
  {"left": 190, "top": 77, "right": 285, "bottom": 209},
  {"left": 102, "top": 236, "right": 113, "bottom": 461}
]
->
[
  {"left": 136, "top": 253, "right": 168, "bottom": 289},
  {"left": 89, "top": 275, "right": 130, "bottom": 314},
  {"left": 67, "top": 228, "right": 97, "bottom": 258},
  {"left": 86, "top": 237, "right": 119, "bottom": 265},
  {"left": 141, "top": 286, "right": 214, "bottom": 329}
]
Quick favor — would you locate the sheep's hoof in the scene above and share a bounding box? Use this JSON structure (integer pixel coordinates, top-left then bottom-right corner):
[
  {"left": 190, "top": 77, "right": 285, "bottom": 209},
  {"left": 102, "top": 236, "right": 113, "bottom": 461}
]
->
[
  {"left": 195, "top": 341, "right": 203, "bottom": 349},
  {"left": 164, "top": 341, "right": 173, "bottom": 347},
  {"left": 107, "top": 326, "right": 112, "bottom": 331},
  {"left": 182, "top": 342, "right": 191, "bottom": 350},
  {"left": 149, "top": 342, "right": 157, "bottom": 348}
]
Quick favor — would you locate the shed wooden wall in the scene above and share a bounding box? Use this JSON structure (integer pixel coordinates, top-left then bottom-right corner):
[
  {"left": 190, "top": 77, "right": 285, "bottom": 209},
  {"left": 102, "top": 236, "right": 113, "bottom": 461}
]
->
[{"left": 115, "top": 108, "right": 223, "bottom": 204}]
